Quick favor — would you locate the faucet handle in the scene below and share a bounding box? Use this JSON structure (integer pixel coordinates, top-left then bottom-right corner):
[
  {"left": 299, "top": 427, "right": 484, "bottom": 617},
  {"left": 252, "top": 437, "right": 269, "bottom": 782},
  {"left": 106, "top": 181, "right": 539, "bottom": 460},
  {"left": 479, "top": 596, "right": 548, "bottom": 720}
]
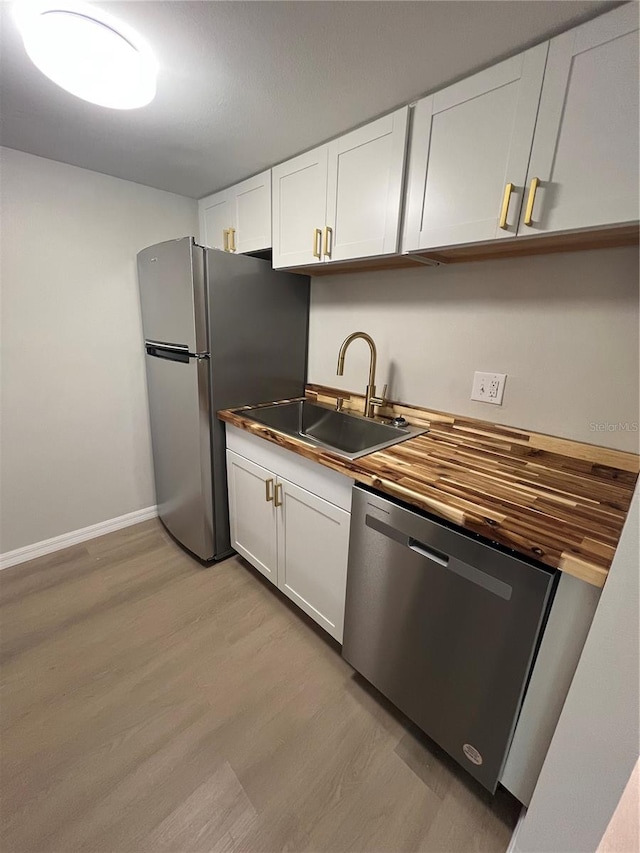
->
[{"left": 369, "top": 384, "right": 388, "bottom": 410}]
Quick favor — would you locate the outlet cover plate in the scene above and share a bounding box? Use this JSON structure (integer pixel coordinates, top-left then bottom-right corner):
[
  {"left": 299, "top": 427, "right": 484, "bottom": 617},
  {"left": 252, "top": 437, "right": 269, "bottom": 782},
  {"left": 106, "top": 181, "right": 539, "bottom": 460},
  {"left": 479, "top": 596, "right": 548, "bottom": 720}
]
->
[{"left": 471, "top": 371, "right": 507, "bottom": 405}]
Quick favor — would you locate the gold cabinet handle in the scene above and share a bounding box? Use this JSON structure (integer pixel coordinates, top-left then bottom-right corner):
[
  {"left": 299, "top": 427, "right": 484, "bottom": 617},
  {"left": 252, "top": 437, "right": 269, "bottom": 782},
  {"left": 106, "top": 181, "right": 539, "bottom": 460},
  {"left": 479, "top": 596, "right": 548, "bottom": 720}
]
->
[
  {"left": 524, "top": 177, "right": 540, "bottom": 227},
  {"left": 323, "top": 226, "right": 333, "bottom": 258},
  {"left": 274, "top": 482, "right": 283, "bottom": 508},
  {"left": 499, "top": 182, "right": 514, "bottom": 230},
  {"left": 229, "top": 227, "right": 236, "bottom": 252},
  {"left": 265, "top": 478, "right": 274, "bottom": 503},
  {"left": 312, "top": 228, "right": 322, "bottom": 260},
  {"left": 223, "top": 229, "right": 229, "bottom": 252}
]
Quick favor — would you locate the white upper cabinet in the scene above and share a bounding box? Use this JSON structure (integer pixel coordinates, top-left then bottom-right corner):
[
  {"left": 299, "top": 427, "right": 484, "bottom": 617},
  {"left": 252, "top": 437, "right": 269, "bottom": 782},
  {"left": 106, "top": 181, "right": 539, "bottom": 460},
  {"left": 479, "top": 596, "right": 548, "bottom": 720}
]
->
[
  {"left": 199, "top": 169, "right": 271, "bottom": 254},
  {"left": 232, "top": 171, "right": 272, "bottom": 254},
  {"left": 205, "top": 6, "right": 638, "bottom": 267},
  {"left": 403, "top": 5, "right": 639, "bottom": 253},
  {"left": 199, "top": 188, "right": 231, "bottom": 252},
  {"left": 520, "top": 4, "right": 639, "bottom": 235},
  {"left": 272, "top": 107, "right": 409, "bottom": 268},
  {"left": 272, "top": 145, "right": 329, "bottom": 268},
  {"left": 326, "top": 108, "right": 409, "bottom": 262},
  {"left": 403, "top": 44, "right": 548, "bottom": 252}
]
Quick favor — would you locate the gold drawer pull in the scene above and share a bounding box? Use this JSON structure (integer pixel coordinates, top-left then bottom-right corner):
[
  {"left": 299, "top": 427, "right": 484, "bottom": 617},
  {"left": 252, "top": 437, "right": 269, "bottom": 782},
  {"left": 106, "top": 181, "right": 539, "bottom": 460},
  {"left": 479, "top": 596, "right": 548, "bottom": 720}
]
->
[
  {"left": 524, "top": 177, "right": 540, "bottom": 227},
  {"left": 499, "top": 182, "right": 514, "bottom": 230},
  {"left": 229, "top": 227, "right": 236, "bottom": 252},
  {"left": 313, "top": 228, "right": 322, "bottom": 259},
  {"left": 265, "top": 478, "right": 274, "bottom": 503},
  {"left": 274, "top": 482, "right": 283, "bottom": 508},
  {"left": 223, "top": 229, "right": 229, "bottom": 252},
  {"left": 323, "top": 226, "right": 333, "bottom": 258}
]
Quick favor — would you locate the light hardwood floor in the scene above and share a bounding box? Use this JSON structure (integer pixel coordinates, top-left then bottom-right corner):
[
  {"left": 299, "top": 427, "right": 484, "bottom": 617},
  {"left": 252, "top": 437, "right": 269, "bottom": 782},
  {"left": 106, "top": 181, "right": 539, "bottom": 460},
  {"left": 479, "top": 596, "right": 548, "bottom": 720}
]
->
[{"left": 0, "top": 520, "right": 520, "bottom": 853}]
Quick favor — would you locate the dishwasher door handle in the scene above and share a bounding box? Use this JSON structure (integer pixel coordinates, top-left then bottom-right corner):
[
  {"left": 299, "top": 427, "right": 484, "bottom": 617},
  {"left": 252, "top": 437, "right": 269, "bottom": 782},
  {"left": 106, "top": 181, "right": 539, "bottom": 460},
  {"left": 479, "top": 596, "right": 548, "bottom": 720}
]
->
[
  {"left": 365, "top": 512, "right": 512, "bottom": 600},
  {"left": 408, "top": 538, "right": 449, "bottom": 567}
]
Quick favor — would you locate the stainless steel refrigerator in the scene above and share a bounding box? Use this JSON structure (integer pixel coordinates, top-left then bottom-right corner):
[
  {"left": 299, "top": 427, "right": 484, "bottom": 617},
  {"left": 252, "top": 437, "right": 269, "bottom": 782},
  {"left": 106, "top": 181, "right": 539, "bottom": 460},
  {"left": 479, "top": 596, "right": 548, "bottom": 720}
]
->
[{"left": 137, "top": 237, "right": 309, "bottom": 561}]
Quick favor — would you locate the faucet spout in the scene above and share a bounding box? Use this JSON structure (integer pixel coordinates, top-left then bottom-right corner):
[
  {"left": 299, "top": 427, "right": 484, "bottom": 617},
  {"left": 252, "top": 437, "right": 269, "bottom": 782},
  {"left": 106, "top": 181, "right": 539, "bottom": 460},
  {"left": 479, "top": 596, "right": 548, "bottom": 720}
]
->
[{"left": 336, "top": 331, "right": 384, "bottom": 418}]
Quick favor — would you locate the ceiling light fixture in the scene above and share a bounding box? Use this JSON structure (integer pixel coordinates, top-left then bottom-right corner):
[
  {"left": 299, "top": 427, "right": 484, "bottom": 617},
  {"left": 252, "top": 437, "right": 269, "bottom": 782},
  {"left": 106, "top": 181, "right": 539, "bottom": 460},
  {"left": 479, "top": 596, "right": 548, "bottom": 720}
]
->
[{"left": 13, "top": 1, "right": 158, "bottom": 109}]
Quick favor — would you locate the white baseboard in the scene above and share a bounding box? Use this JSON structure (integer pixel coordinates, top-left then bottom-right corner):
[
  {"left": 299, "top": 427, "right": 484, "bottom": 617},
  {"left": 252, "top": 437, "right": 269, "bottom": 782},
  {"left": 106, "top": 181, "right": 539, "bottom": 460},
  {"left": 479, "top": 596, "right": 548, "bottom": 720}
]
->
[{"left": 0, "top": 506, "right": 158, "bottom": 570}]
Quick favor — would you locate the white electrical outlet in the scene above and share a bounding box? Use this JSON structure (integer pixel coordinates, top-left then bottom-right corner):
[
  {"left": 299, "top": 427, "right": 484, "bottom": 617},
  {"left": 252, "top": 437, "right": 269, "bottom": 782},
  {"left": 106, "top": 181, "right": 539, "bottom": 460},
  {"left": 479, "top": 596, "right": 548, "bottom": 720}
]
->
[{"left": 471, "top": 371, "right": 507, "bottom": 405}]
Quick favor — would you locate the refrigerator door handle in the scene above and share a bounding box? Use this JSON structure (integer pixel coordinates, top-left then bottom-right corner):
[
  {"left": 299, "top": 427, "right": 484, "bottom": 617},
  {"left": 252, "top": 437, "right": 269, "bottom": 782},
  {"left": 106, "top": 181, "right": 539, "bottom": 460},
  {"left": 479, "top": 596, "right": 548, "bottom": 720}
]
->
[
  {"left": 145, "top": 339, "right": 189, "bottom": 352},
  {"left": 145, "top": 340, "right": 209, "bottom": 363},
  {"left": 145, "top": 341, "right": 191, "bottom": 363}
]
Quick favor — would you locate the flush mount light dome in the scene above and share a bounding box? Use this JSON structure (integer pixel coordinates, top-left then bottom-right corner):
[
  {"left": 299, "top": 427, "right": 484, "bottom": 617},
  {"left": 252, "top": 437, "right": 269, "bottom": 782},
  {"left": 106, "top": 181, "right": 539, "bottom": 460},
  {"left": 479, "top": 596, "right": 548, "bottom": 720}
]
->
[{"left": 14, "top": 1, "right": 157, "bottom": 109}]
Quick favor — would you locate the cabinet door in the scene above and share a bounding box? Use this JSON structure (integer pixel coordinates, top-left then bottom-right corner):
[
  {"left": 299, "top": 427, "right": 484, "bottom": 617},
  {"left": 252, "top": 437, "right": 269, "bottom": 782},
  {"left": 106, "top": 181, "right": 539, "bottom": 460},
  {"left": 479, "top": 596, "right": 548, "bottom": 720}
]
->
[
  {"left": 403, "top": 44, "right": 547, "bottom": 251},
  {"left": 231, "top": 170, "right": 272, "bottom": 254},
  {"left": 199, "top": 189, "right": 233, "bottom": 251},
  {"left": 226, "top": 450, "right": 277, "bottom": 585},
  {"left": 271, "top": 145, "right": 328, "bottom": 268},
  {"left": 325, "top": 108, "right": 409, "bottom": 261},
  {"left": 276, "top": 477, "right": 350, "bottom": 642},
  {"left": 520, "top": 4, "right": 639, "bottom": 235}
]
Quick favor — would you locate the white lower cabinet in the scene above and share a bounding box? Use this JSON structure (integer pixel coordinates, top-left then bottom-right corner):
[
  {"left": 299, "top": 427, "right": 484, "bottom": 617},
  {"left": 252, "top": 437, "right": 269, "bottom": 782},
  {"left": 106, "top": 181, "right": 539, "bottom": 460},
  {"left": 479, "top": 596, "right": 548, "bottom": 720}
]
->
[
  {"left": 225, "top": 427, "right": 352, "bottom": 642},
  {"left": 226, "top": 451, "right": 277, "bottom": 584},
  {"left": 276, "top": 478, "right": 350, "bottom": 641}
]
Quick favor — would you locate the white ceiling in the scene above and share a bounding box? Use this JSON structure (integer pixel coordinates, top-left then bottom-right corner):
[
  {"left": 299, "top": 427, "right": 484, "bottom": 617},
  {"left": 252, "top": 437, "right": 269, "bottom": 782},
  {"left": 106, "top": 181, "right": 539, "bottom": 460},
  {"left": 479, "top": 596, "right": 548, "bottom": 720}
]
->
[{"left": 0, "top": 0, "right": 620, "bottom": 199}]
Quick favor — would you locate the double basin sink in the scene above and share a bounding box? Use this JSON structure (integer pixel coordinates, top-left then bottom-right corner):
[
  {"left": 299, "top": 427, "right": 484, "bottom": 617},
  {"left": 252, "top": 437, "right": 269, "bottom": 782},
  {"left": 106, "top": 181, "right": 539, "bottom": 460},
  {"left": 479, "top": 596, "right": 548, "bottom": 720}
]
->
[{"left": 237, "top": 399, "right": 426, "bottom": 461}]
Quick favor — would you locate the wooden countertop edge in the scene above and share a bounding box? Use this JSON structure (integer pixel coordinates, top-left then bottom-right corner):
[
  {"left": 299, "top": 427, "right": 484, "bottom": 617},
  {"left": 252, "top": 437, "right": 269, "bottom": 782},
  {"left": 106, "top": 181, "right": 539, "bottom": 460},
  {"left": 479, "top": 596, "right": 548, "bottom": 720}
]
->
[
  {"left": 218, "top": 407, "right": 619, "bottom": 588},
  {"left": 557, "top": 554, "right": 608, "bottom": 589}
]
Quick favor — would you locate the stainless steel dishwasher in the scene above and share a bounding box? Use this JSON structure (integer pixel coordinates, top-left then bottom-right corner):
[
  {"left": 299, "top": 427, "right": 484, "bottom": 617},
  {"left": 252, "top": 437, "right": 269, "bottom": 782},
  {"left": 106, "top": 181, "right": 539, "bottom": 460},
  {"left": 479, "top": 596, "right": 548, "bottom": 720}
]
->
[{"left": 342, "top": 485, "right": 557, "bottom": 792}]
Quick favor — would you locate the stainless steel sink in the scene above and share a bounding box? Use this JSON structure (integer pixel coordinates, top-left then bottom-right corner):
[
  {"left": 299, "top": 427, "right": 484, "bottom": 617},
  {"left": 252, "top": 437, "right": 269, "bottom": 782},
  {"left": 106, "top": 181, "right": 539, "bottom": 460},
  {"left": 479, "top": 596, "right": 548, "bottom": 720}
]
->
[{"left": 236, "top": 400, "right": 427, "bottom": 460}]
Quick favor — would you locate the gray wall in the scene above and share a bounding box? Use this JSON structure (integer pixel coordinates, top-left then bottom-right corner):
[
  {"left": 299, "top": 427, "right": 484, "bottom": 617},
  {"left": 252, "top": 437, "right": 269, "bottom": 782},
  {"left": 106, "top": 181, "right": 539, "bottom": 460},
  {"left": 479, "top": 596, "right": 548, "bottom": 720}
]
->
[
  {"left": 0, "top": 147, "right": 198, "bottom": 553},
  {"left": 309, "top": 248, "right": 639, "bottom": 451},
  {"left": 513, "top": 483, "right": 639, "bottom": 853}
]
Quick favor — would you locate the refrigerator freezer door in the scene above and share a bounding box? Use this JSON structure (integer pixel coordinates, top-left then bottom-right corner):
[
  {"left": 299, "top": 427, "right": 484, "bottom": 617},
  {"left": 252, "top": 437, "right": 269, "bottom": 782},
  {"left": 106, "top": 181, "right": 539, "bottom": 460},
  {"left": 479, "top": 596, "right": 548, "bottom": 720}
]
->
[
  {"left": 144, "top": 350, "right": 214, "bottom": 560},
  {"left": 137, "top": 238, "right": 208, "bottom": 355}
]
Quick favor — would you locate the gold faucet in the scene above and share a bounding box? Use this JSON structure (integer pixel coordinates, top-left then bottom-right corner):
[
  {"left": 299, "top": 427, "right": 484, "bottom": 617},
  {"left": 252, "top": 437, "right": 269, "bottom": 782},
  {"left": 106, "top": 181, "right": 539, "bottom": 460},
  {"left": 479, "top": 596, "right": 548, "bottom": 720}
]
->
[{"left": 336, "top": 331, "right": 387, "bottom": 418}]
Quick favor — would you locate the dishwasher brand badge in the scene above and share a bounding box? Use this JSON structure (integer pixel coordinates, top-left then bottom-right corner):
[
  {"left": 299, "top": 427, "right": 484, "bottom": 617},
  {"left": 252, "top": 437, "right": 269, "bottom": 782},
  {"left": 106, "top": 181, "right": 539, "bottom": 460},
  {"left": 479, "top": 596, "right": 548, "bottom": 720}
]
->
[{"left": 462, "top": 744, "right": 483, "bottom": 765}]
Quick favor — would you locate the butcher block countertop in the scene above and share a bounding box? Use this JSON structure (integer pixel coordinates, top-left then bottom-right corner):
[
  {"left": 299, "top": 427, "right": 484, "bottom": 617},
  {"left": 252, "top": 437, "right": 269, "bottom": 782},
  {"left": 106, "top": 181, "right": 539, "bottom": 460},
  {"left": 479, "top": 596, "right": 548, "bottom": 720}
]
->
[{"left": 219, "top": 385, "right": 639, "bottom": 588}]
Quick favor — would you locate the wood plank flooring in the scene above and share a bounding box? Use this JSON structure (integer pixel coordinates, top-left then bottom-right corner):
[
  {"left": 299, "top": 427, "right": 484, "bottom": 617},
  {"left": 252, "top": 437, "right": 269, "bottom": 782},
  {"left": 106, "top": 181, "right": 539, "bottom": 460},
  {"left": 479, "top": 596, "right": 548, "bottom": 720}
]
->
[{"left": 0, "top": 520, "right": 521, "bottom": 853}]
